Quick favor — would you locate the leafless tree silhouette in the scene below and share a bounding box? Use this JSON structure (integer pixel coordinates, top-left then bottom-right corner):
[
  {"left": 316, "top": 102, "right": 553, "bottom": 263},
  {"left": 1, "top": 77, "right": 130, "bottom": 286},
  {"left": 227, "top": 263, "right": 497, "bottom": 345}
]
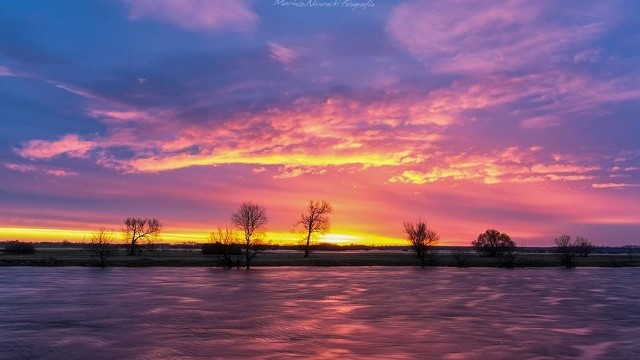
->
[
  {"left": 231, "top": 202, "right": 268, "bottom": 269},
  {"left": 555, "top": 234, "right": 576, "bottom": 268},
  {"left": 575, "top": 236, "right": 594, "bottom": 257},
  {"left": 207, "top": 226, "right": 243, "bottom": 268},
  {"left": 295, "top": 200, "right": 333, "bottom": 258},
  {"left": 123, "top": 217, "right": 162, "bottom": 256},
  {"left": 87, "top": 228, "right": 114, "bottom": 267},
  {"left": 404, "top": 219, "right": 439, "bottom": 267},
  {"left": 472, "top": 229, "right": 516, "bottom": 257},
  {"left": 453, "top": 248, "right": 471, "bottom": 267}
]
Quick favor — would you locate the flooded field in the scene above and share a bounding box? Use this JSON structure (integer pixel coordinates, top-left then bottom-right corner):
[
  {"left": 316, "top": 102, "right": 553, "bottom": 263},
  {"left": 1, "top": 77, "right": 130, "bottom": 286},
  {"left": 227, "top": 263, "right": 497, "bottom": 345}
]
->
[{"left": 1, "top": 267, "right": 638, "bottom": 359}]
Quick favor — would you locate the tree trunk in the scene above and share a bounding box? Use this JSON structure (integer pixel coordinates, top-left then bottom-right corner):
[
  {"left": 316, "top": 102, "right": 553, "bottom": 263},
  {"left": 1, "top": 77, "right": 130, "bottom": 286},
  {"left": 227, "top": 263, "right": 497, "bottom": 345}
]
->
[
  {"left": 245, "top": 239, "right": 250, "bottom": 269},
  {"left": 304, "top": 233, "right": 311, "bottom": 258}
]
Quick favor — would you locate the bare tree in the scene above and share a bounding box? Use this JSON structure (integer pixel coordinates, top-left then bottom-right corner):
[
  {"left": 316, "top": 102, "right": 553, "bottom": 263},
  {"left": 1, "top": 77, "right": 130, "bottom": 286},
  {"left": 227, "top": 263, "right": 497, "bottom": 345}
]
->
[
  {"left": 404, "top": 220, "right": 439, "bottom": 267},
  {"left": 295, "top": 200, "right": 333, "bottom": 258},
  {"left": 575, "top": 236, "right": 594, "bottom": 257},
  {"left": 472, "top": 229, "right": 516, "bottom": 257},
  {"left": 555, "top": 234, "right": 576, "bottom": 268},
  {"left": 205, "top": 226, "right": 243, "bottom": 268},
  {"left": 87, "top": 228, "right": 114, "bottom": 267},
  {"left": 123, "top": 217, "right": 162, "bottom": 256},
  {"left": 231, "top": 202, "right": 268, "bottom": 269},
  {"left": 453, "top": 248, "right": 471, "bottom": 267}
]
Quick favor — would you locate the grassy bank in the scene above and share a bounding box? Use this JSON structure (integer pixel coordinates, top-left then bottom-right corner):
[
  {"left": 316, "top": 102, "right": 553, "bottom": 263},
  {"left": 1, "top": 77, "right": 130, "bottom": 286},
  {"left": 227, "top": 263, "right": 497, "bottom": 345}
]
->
[{"left": 0, "top": 248, "right": 638, "bottom": 267}]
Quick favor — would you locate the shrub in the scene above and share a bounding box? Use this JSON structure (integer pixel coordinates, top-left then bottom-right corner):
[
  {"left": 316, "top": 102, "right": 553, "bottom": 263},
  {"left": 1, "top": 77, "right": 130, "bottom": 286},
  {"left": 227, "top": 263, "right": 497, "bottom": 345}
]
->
[
  {"left": 202, "top": 242, "right": 242, "bottom": 256},
  {"left": 3, "top": 241, "right": 36, "bottom": 255},
  {"left": 575, "top": 236, "right": 594, "bottom": 257},
  {"left": 555, "top": 234, "right": 576, "bottom": 268}
]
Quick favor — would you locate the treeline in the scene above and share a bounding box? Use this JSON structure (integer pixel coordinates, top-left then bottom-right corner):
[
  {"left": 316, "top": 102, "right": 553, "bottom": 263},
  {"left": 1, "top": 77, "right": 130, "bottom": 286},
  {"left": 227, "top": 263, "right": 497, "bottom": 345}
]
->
[
  {"left": 0, "top": 241, "right": 36, "bottom": 255},
  {"left": 2, "top": 199, "right": 639, "bottom": 269}
]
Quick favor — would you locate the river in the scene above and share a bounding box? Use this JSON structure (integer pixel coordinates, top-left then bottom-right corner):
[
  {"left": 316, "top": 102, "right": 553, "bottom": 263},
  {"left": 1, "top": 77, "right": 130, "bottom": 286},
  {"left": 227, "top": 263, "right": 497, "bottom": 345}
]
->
[{"left": 1, "top": 267, "right": 638, "bottom": 359}]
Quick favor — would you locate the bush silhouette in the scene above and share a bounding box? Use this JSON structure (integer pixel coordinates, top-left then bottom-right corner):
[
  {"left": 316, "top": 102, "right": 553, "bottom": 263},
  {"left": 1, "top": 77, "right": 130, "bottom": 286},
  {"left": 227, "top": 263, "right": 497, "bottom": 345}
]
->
[
  {"left": 3, "top": 241, "right": 36, "bottom": 255},
  {"left": 472, "top": 229, "right": 516, "bottom": 257}
]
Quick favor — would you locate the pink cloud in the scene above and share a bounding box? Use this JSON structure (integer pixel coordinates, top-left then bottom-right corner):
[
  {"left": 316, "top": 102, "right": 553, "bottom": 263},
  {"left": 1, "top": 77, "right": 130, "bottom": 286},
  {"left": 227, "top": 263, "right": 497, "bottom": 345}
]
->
[
  {"left": 388, "top": 147, "right": 601, "bottom": 185},
  {"left": 4, "top": 162, "right": 78, "bottom": 177},
  {"left": 16, "top": 134, "right": 97, "bottom": 160},
  {"left": 5, "top": 163, "right": 38, "bottom": 172},
  {"left": 251, "top": 167, "right": 267, "bottom": 174},
  {"left": 0, "top": 66, "right": 16, "bottom": 77},
  {"left": 43, "top": 169, "right": 79, "bottom": 177},
  {"left": 88, "top": 109, "right": 149, "bottom": 123},
  {"left": 268, "top": 42, "right": 298, "bottom": 65},
  {"left": 592, "top": 183, "right": 640, "bottom": 189},
  {"left": 419, "top": 71, "right": 640, "bottom": 130},
  {"left": 386, "top": 0, "right": 604, "bottom": 74},
  {"left": 125, "top": 0, "right": 257, "bottom": 32}
]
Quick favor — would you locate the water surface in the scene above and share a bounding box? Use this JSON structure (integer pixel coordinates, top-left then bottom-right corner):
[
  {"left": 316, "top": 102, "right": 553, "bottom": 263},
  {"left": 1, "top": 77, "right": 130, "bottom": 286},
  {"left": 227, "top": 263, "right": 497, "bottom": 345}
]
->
[{"left": 1, "top": 267, "right": 638, "bottom": 359}]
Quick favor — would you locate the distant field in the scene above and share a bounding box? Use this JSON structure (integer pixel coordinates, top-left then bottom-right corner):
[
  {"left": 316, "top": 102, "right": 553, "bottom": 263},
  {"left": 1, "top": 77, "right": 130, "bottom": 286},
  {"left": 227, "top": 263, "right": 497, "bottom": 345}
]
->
[{"left": 0, "top": 248, "right": 638, "bottom": 267}]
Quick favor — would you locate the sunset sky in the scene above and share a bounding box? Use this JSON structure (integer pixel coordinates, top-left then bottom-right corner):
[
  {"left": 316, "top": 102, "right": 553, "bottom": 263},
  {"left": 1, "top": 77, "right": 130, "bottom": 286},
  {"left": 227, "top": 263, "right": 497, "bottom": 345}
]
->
[{"left": 1, "top": 0, "right": 639, "bottom": 246}]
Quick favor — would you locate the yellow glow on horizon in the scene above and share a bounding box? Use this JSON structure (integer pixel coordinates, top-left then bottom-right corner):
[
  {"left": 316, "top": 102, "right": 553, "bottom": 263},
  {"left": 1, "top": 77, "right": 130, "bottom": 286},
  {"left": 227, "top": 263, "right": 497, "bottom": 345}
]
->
[{"left": 0, "top": 227, "right": 406, "bottom": 246}]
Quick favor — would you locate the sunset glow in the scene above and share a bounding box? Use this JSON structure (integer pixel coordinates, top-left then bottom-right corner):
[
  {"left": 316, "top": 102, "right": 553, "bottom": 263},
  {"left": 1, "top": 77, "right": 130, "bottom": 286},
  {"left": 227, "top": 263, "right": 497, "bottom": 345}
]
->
[{"left": 1, "top": 1, "right": 639, "bottom": 246}]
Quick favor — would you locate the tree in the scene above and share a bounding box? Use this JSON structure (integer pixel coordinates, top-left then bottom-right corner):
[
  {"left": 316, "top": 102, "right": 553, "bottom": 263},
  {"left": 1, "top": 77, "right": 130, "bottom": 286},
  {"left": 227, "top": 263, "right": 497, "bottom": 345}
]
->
[
  {"left": 3, "top": 241, "right": 36, "bottom": 255},
  {"left": 231, "top": 202, "right": 268, "bottom": 269},
  {"left": 555, "top": 234, "right": 576, "bottom": 268},
  {"left": 295, "top": 200, "right": 333, "bottom": 258},
  {"left": 404, "top": 220, "right": 439, "bottom": 267},
  {"left": 623, "top": 245, "right": 638, "bottom": 263},
  {"left": 452, "top": 248, "right": 471, "bottom": 267},
  {"left": 123, "top": 217, "right": 162, "bottom": 256},
  {"left": 575, "top": 236, "right": 594, "bottom": 257},
  {"left": 472, "top": 229, "right": 516, "bottom": 257},
  {"left": 87, "top": 228, "right": 114, "bottom": 267},
  {"left": 204, "top": 226, "right": 243, "bottom": 268}
]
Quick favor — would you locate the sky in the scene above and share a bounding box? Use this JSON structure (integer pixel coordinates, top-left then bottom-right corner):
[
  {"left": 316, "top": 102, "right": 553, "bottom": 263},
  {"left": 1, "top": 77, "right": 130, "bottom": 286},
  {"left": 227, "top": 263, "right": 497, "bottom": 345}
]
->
[{"left": 1, "top": 0, "right": 639, "bottom": 246}]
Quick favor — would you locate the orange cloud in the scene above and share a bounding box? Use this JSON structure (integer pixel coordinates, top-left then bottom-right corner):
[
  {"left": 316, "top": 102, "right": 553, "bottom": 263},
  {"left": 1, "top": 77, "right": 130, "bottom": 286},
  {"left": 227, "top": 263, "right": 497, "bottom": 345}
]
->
[{"left": 84, "top": 92, "right": 453, "bottom": 175}]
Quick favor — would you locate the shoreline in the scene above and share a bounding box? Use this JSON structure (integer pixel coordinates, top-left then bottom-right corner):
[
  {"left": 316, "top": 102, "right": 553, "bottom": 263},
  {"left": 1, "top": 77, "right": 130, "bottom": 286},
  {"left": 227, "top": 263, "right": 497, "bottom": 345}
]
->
[{"left": 1, "top": 249, "right": 637, "bottom": 268}]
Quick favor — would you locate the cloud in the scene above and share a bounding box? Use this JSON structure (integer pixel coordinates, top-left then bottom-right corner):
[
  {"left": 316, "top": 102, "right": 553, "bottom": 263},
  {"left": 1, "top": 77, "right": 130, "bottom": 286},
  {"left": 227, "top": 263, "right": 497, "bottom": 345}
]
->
[
  {"left": 273, "top": 166, "right": 327, "bottom": 179},
  {"left": 88, "top": 109, "right": 149, "bottom": 123},
  {"left": 125, "top": 0, "right": 257, "bottom": 32},
  {"left": 0, "top": 66, "right": 16, "bottom": 77},
  {"left": 268, "top": 42, "right": 298, "bottom": 65},
  {"left": 386, "top": 0, "right": 605, "bottom": 74},
  {"left": 4, "top": 163, "right": 78, "bottom": 177},
  {"left": 16, "top": 134, "right": 97, "bottom": 160},
  {"left": 71, "top": 89, "right": 454, "bottom": 174},
  {"left": 48, "top": 81, "right": 91, "bottom": 97},
  {"left": 592, "top": 183, "right": 640, "bottom": 189},
  {"left": 388, "top": 147, "right": 601, "bottom": 185},
  {"left": 419, "top": 71, "right": 640, "bottom": 130},
  {"left": 251, "top": 167, "right": 266, "bottom": 174}
]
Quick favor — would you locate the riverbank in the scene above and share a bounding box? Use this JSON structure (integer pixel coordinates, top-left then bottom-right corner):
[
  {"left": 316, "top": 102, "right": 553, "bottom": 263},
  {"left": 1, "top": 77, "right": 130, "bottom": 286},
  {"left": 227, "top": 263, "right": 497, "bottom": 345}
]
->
[{"left": 1, "top": 248, "right": 638, "bottom": 267}]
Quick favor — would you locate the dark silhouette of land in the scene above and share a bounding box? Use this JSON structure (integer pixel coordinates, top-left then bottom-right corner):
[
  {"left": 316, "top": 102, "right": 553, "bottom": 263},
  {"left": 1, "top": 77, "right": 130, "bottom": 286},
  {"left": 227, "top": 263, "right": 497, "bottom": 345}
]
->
[{"left": 1, "top": 242, "right": 638, "bottom": 267}]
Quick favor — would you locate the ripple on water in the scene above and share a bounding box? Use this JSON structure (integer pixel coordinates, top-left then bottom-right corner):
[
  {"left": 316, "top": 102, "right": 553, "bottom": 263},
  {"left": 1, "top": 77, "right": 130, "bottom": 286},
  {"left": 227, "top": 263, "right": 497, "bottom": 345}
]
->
[{"left": 0, "top": 267, "right": 639, "bottom": 359}]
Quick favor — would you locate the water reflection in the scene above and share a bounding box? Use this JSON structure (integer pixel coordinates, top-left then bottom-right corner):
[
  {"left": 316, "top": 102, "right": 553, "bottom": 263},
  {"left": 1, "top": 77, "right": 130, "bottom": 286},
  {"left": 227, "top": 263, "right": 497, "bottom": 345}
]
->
[{"left": 0, "top": 267, "right": 639, "bottom": 359}]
